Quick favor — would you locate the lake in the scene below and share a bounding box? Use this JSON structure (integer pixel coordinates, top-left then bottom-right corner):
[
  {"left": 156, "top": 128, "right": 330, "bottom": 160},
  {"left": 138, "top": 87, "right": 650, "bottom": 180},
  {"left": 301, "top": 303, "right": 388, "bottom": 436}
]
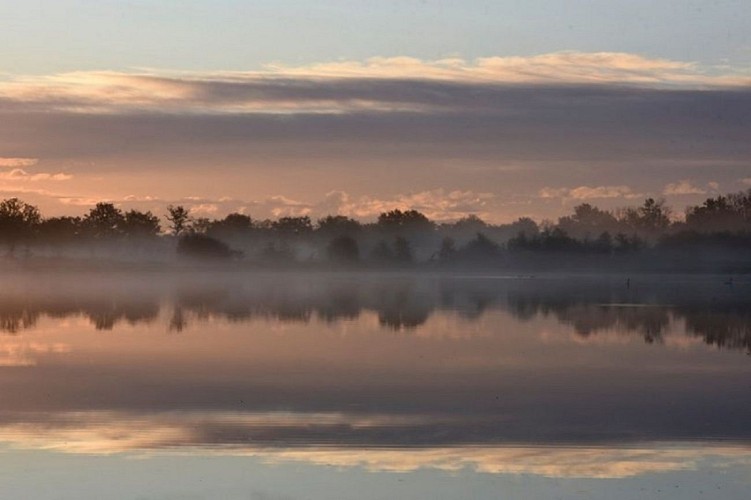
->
[{"left": 0, "top": 271, "right": 749, "bottom": 499}]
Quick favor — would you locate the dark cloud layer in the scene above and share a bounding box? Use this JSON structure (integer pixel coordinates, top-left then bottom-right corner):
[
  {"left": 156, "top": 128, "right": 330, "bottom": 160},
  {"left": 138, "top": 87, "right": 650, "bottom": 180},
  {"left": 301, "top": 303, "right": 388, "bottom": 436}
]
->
[{"left": 3, "top": 83, "right": 749, "bottom": 164}]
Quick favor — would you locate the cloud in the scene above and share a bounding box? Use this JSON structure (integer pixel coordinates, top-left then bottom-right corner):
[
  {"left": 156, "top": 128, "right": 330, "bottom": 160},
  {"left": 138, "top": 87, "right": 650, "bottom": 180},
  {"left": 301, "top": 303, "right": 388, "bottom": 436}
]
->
[
  {"left": 43, "top": 190, "right": 499, "bottom": 223},
  {"left": 741, "top": 178, "right": 751, "bottom": 186},
  {"left": 0, "top": 52, "right": 749, "bottom": 115},
  {"left": 663, "top": 180, "right": 707, "bottom": 196},
  {"left": 0, "top": 168, "right": 72, "bottom": 182},
  {"left": 318, "top": 189, "right": 495, "bottom": 221},
  {"left": 266, "top": 52, "right": 749, "bottom": 87},
  {"left": 539, "top": 185, "right": 642, "bottom": 202},
  {"left": 0, "top": 157, "right": 38, "bottom": 168}
]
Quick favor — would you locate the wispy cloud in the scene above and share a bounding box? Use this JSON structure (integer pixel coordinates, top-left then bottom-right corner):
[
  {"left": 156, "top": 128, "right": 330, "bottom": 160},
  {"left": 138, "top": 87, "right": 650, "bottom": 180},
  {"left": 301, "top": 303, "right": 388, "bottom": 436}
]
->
[
  {"left": 0, "top": 168, "right": 72, "bottom": 182},
  {"left": 0, "top": 157, "right": 38, "bottom": 168},
  {"left": 265, "top": 52, "right": 749, "bottom": 87},
  {"left": 539, "top": 185, "right": 642, "bottom": 202},
  {"left": 662, "top": 180, "right": 707, "bottom": 196}
]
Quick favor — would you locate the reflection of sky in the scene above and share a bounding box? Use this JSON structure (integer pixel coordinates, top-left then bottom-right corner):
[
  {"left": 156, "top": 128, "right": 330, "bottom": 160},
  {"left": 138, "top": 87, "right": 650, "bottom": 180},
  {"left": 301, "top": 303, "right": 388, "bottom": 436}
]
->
[
  {"left": 1, "top": 446, "right": 750, "bottom": 500},
  {"left": 0, "top": 273, "right": 749, "bottom": 495}
]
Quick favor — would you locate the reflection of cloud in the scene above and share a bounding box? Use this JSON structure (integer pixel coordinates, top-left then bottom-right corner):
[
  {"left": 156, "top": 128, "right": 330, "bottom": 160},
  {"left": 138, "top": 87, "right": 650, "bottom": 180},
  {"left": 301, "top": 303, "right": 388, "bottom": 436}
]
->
[
  {"left": 0, "top": 342, "right": 70, "bottom": 366},
  {"left": 261, "top": 445, "right": 742, "bottom": 478},
  {"left": 0, "top": 410, "right": 747, "bottom": 479}
]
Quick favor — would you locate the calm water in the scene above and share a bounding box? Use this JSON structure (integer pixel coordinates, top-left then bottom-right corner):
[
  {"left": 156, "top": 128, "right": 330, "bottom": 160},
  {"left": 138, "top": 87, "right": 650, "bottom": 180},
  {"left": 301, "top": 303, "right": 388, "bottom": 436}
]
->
[{"left": 0, "top": 271, "right": 749, "bottom": 499}]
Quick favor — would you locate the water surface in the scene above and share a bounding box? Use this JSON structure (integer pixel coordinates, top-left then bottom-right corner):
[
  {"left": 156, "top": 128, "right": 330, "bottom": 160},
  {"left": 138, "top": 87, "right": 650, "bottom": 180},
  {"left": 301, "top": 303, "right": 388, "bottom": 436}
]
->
[{"left": 0, "top": 272, "right": 749, "bottom": 499}]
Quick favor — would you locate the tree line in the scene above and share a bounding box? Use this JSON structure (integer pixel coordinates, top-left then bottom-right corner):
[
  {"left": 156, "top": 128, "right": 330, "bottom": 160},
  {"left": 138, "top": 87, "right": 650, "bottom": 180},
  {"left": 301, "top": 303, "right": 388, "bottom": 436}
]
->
[{"left": 0, "top": 189, "right": 750, "bottom": 269}]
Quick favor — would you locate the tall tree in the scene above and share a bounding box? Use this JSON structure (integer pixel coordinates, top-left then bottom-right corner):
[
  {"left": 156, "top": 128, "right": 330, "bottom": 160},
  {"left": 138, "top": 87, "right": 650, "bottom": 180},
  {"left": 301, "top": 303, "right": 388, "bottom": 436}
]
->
[{"left": 166, "top": 205, "right": 191, "bottom": 236}]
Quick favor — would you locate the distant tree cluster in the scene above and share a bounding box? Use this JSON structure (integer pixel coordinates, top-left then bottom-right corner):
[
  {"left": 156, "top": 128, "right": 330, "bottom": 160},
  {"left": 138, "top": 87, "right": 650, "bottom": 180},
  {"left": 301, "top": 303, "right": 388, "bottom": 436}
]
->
[{"left": 0, "top": 189, "right": 750, "bottom": 269}]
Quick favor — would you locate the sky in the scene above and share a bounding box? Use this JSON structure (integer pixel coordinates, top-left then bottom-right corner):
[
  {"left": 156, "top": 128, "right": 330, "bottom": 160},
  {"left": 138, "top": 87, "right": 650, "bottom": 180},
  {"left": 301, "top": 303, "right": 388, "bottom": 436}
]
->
[{"left": 1, "top": 0, "right": 750, "bottom": 222}]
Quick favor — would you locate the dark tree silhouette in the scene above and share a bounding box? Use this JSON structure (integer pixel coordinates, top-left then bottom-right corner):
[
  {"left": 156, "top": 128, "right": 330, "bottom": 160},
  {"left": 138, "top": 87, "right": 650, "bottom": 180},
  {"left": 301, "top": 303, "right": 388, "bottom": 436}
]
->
[
  {"left": 121, "top": 210, "right": 161, "bottom": 238},
  {"left": 273, "top": 216, "right": 312, "bottom": 235},
  {"left": 558, "top": 204, "right": 621, "bottom": 239},
  {"left": 207, "top": 213, "right": 253, "bottom": 240},
  {"left": 83, "top": 203, "right": 125, "bottom": 239},
  {"left": 0, "top": 198, "right": 41, "bottom": 255},
  {"left": 620, "top": 198, "right": 671, "bottom": 236},
  {"left": 317, "top": 215, "right": 361, "bottom": 236},
  {"left": 377, "top": 209, "right": 433, "bottom": 232},
  {"left": 166, "top": 205, "right": 191, "bottom": 236},
  {"left": 38, "top": 216, "right": 82, "bottom": 251}
]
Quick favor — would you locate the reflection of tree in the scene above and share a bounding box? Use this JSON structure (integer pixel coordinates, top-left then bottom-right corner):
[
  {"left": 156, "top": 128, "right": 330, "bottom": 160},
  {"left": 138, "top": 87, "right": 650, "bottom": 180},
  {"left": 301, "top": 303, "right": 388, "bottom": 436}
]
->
[
  {"left": 0, "top": 278, "right": 749, "bottom": 352},
  {"left": 507, "top": 286, "right": 751, "bottom": 350},
  {"left": 169, "top": 306, "right": 187, "bottom": 333},
  {"left": 0, "top": 294, "right": 158, "bottom": 334},
  {"left": 375, "top": 284, "right": 431, "bottom": 330},
  {"left": 681, "top": 307, "right": 751, "bottom": 351},
  {"left": 0, "top": 301, "right": 39, "bottom": 334},
  {"left": 547, "top": 304, "right": 669, "bottom": 343}
]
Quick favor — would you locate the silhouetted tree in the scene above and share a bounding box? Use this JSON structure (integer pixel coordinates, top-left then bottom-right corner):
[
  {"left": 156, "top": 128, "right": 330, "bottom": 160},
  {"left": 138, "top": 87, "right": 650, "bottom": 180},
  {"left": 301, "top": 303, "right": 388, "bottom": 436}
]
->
[
  {"left": 166, "top": 205, "right": 191, "bottom": 236},
  {"left": 273, "top": 216, "right": 312, "bottom": 235},
  {"left": 0, "top": 198, "right": 41, "bottom": 254},
  {"left": 620, "top": 198, "right": 671, "bottom": 236},
  {"left": 190, "top": 217, "right": 213, "bottom": 234},
  {"left": 121, "top": 210, "right": 161, "bottom": 238},
  {"left": 558, "top": 204, "right": 620, "bottom": 239},
  {"left": 316, "top": 215, "right": 361, "bottom": 236},
  {"left": 38, "top": 216, "right": 82, "bottom": 248},
  {"left": 686, "top": 192, "right": 750, "bottom": 232},
  {"left": 377, "top": 209, "right": 433, "bottom": 232},
  {"left": 207, "top": 213, "right": 253, "bottom": 240},
  {"left": 83, "top": 203, "right": 125, "bottom": 239}
]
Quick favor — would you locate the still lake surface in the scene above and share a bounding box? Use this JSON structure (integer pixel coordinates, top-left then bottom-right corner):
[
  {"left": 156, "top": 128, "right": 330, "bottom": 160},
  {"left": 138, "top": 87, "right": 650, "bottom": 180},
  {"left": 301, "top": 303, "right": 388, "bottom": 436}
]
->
[{"left": 0, "top": 271, "right": 749, "bottom": 499}]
